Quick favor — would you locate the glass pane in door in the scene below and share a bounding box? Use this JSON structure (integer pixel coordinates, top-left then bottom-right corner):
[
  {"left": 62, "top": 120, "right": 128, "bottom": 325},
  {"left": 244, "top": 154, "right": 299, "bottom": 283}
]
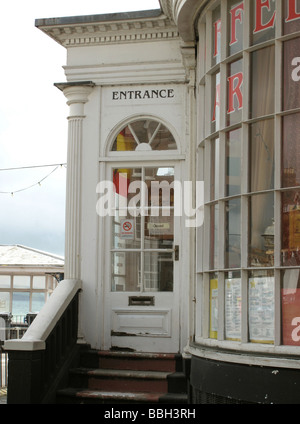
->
[
  {"left": 144, "top": 252, "right": 173, "bottom": 292},
  {"left": 112, "top": 252, "right": 140, "bottom": 292},
  {"left": 111, "top": 166, "right": 175, "bottom": 293}
]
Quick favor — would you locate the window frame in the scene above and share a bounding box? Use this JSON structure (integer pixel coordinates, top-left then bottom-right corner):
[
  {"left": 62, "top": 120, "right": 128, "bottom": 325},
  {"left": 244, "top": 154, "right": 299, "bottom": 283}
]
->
[{"left": 0, "top": 273, "right": 58, "bottom": 320}]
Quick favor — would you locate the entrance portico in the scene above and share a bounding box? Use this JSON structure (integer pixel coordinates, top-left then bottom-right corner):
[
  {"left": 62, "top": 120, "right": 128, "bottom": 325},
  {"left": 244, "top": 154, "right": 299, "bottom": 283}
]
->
[{"left": 36, "top": 9, "right": 196, "bottom": 354}]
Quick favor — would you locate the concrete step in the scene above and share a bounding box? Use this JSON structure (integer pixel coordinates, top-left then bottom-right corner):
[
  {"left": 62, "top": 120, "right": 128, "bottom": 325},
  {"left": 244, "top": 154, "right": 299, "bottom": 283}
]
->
[
  {"left": 80, "top": 350, "right": 180, "bottom": 372},
  {"left": 57, "top": 388, "right": 187, "bottom": 404},
  {"left": 69, "top": 368, "right": 169, "bottom": 393},
  {"left": 56, "top": 348, "right": 188, "bottom": 404}
]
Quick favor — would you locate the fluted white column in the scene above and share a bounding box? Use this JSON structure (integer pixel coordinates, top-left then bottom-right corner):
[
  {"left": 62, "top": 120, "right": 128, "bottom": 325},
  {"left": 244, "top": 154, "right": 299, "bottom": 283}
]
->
[{"left": 62, "top": 84, "right": 94, "bottom": 279}]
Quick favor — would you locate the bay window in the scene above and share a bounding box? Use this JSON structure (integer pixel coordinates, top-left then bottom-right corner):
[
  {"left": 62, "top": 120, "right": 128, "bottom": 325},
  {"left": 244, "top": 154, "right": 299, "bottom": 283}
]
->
[{"left": 197, "top": 0, "right": 300, "bottom": 350}]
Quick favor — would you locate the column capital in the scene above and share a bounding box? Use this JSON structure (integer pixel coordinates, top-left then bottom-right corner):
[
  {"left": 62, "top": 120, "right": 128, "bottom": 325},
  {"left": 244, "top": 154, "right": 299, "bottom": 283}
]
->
[{"left": 55, "top": 81, "right": 95, "bottom": 117}]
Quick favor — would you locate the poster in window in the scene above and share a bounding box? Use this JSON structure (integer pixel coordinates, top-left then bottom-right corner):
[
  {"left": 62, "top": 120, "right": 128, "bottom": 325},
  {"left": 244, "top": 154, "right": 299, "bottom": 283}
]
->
[
  {"left": 282, "top": 285, "right": 300, "bottom": 346},
  {"left": 248, "top": 277, "right": 274, "bottom": 344},
  {"left": 225, "top": 278, "right": 241, "bottom": 341},
  {"left": 289, "top": 209, "right": 300, "bottom": 251},
  {"left": 209, "top": 279, "right": 218, "bottom": 339}
]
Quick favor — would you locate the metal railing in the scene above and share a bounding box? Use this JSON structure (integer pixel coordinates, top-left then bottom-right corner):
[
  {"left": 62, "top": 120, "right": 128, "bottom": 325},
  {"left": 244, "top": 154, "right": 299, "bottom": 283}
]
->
[{"left": 0, "top": 347, "right": 8, "bottom": 388}]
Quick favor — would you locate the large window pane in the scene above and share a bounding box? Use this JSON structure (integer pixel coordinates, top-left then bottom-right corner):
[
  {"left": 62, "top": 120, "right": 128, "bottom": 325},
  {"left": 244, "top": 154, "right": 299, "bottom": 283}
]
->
[
  {"left": 0, "top": 292, "right": 10, "bottom": 313},
  {"left": 282, "top": 190, "right": 300, "bottom": 266},
  {"left": 225, "top": 198, "right": 241, "bottom": 268},
  {"left": 283, "top": 0, "right": 300, "bottom": 35},
  {"left": 228, "top": 0, "right": 244, "bottom": 57},
  {"left": 31, "top": 293, "right": 46, "bottom": 313},
  {"left": 147, "top": 123, "right": 177, "bottom": 151},
  {"left": 0, "top": 276, "right": 10, "bottom": 288},
  {"left": 146, "top": 166, "right": 174, "bottom": 224},
  {"left": 144, "top": 252, "right": 173, "bottom": 292},
  {"left": 249, "top": 193, "right": 274, "bottom": 267},
  {"left": 210, "top": 204, "right": 219, "bottom": 269},
  {"left": 112, "top": 125, "right": 137, "bottom": 152},
  {"left": 32, "top": 276, "right": 46, "bottom": 289},
  {"left": 13, "top": 276, "right": 30, "bottom": 289},
  {"left": 211, "top": 73, "right": 220, "bottom": 133},
  {"left": 111, "top": 120, "right": 177, "bottom": 152},
  {"left": 226, "top": 128, "right": 242, "bottom": 196},
  {"left": 209, "top": 275, "right": 218, "bottom": 339},
  {"left": 283, "top": 38, "right": 300, "bottom": 111},
  {"left": 281, "top": 268, "right": 300, "bottom": 346},
  {"left": 112, "top": 252, "right": 140, "bottom": 292},
  {"left": 12, "top": 292, "right": 30, "bottom": 317},
  {"left": 210, "top": 138, "right": 220, "bottom": 200},
  {"left": 250, "top": 120, "right": 274, "bottom": 192},
  {"left": 282, "top": 113, "right": 300, "bottom": 187},
  {"left": 145, "top": 215, "right": 173, "bottom": 249},
  {"left": 227, "top": 59, "right": 243, "bottom": 126},
  {"left": 212, "top": 6, "right": 221, "bottom": 67},
  {"left": 113, "top": 167, "right": 141, "bottom": 211},
  {"left": 251, "top": 46, "right": 275, "bottom": 119},
  {"left": 251, "top": 0, "right": 276, "bottom": 45},
  {"left": 112, "top": 215, "right": 141, "bottom": 250},
  {"left": 249, "top": 271, "right": 275, "bottom": 344}
]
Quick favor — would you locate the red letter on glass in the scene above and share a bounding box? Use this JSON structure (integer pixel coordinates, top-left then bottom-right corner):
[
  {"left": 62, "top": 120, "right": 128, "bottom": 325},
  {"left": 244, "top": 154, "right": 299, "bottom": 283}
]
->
[
  {"left": 230, "top": 2, "right": 244, "bottom": 45},
  {"left": 253, "top": 0, "right": 276, "bottom": 33},
  {"left": 286, "top": 0, "right": 300, "bottom": 22},
  {"left": 212, "top": 83, "right": 221, "bottom": 122},
  {"left": 213, "top": 19, "right": 221, "bottom": 57},
  {"left": 227, "top": 72, "right": 243, "bottom": 114}
]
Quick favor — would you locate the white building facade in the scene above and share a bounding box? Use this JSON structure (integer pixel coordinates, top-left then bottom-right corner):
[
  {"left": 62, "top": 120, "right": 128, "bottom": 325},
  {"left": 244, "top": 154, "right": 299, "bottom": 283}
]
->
[{"left": 35, "top": 0, "right": 300, "bottom": 403}]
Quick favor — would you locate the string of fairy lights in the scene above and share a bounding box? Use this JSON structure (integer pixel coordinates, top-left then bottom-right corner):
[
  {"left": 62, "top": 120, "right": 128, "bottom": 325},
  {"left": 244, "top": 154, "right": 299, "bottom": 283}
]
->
[{"left": 0, "top": 163, "right": 67, "bottom": 196}]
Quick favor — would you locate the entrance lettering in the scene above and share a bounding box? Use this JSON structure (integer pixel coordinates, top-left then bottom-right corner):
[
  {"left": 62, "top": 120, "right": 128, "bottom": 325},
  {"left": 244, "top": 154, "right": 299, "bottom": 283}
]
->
[{"left": 112, "top": 89, "right": 175, "bottom": 101}]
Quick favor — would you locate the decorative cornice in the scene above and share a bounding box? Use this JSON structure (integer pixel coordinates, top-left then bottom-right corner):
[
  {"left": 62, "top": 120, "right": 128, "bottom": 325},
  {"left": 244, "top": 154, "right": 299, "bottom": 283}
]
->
[
  {"left": 160, "top": 0, "right": 207, "bottom": 42},
  {"left": 36, "top": 12, "right": 179, "bottom": 47},
  {"left": 159, "top": 0, "right": 175, "bottom": 21}
]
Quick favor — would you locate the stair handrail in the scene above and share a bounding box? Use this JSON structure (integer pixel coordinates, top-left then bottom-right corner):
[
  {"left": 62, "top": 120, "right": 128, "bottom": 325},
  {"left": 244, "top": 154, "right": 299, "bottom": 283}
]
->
[
  {"left": 4, "top": 279, "right": 81, "bottom": 351},
  {"left": 4, "top": 279, "right": 82, "bottom": 403}
]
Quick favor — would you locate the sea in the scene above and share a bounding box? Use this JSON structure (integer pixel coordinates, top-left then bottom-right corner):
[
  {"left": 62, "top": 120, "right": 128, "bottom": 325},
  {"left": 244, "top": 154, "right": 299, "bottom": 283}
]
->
[{"left": 0, "top": 292, "right": 45, "bottom": 322}]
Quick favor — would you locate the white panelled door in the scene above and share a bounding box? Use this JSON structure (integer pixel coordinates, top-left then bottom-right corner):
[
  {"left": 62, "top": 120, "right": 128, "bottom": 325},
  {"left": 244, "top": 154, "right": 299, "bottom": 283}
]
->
[{"left": 103, "top": 163, "right": 181, "bottom": 353}]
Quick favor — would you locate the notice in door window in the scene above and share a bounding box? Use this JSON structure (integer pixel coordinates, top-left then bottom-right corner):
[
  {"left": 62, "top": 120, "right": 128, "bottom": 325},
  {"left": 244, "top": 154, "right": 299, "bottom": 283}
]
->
[
  {"left": 248, "top": 277, "right": 274, "bottom": 344},
  {"left": 120, "top": 219, "right": 134, "bottom": 239}
]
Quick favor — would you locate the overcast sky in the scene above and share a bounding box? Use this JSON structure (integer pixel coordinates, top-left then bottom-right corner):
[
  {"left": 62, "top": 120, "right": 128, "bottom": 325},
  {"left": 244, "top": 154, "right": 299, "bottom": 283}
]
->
[{"left": 0, "top": 0, "right": 160, "bottom": 257}]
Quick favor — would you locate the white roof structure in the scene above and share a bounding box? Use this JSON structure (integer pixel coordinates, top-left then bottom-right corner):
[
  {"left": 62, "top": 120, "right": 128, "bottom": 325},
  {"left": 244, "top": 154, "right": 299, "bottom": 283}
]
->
[{"left": 0, "top": 245, "right": 64, "bottom": 268}]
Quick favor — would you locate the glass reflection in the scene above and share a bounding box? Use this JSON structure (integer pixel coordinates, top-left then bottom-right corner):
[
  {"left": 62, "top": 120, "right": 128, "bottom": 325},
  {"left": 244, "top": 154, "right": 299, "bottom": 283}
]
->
[
  {"left": 225, "top": 198, "right": 241, "bottom": 268},
  {"left": 282, "top": 190, "right": 300, "bottom": 266},
  {"left": 249, "top": 193, "right": 274, "bottom": 267}
]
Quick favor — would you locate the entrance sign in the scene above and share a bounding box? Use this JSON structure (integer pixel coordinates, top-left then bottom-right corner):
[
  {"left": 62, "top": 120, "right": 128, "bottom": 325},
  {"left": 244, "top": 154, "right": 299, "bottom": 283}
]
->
[{"left": 112, "top": 88, "right": 175, "bottom": 101}]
